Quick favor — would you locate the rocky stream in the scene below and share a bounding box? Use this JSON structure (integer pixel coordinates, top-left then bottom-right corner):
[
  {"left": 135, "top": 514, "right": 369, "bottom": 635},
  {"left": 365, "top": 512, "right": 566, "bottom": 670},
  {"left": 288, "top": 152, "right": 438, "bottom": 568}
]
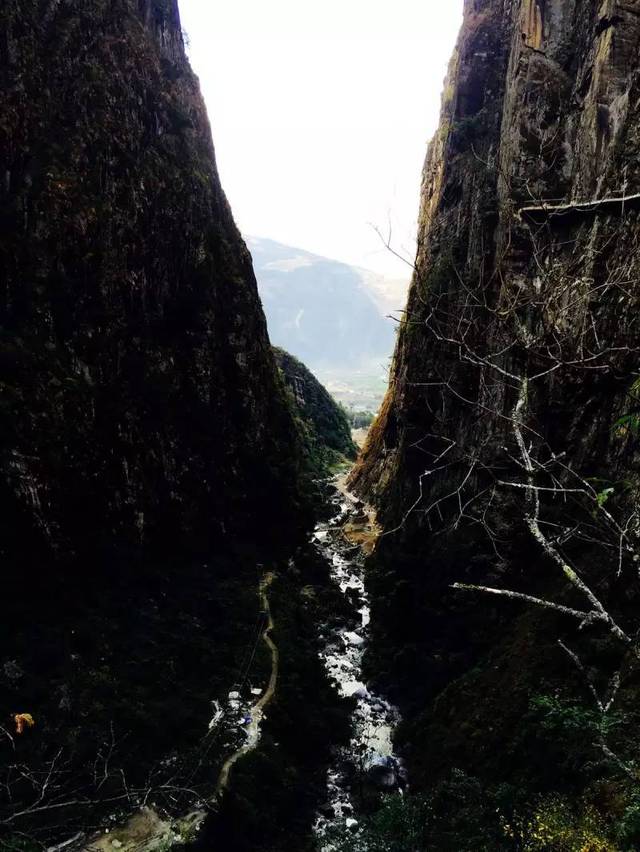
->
[{"left": 313, "top": 479, "right": 406, "bottom": 848}]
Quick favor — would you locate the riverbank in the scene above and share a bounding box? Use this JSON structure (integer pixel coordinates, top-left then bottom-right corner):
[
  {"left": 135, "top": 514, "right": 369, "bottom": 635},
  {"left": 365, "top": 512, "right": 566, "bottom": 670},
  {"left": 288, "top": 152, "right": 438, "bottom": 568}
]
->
[{"left": 193, "top": 521, "right": 353, "bottom": 852}]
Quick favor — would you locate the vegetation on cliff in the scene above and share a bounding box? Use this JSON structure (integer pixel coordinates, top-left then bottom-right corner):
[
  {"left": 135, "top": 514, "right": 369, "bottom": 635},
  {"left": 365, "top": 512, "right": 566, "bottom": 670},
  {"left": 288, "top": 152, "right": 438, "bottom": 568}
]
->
[
  {"left": 350, "top": 0, "right": 640, "bottom": 847},
  {"left": 273, "top": 347, "right": 357, "bottom": 478}
]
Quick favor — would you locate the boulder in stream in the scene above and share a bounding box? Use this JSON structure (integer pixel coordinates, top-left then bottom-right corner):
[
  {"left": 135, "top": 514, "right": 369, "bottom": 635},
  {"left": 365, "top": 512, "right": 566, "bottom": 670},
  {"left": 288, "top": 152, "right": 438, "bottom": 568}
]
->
[
  {"left": 332, "top": 761, "right": 356, "bottom": 788},
  {"left": 366, "top": 756, "right": 399, "bottom": 790},
  {"left": 318, "top": 802, "right": 335, "bottom": 819}
]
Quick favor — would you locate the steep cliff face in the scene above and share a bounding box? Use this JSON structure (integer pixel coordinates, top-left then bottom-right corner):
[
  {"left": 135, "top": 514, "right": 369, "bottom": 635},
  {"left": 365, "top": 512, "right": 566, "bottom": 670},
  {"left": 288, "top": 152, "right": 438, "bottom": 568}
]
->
[
  {"left": 0, "top": 0, "right": 306, "bottom": 570},
  {"left": 0, "top": 1, "right": 311, "bottom": 840},
  {"left": 352, "top": 0, "right": 640, "bottom": 835},
  {"left": 353, "top": 0, "right": 640, "bottom": 508}
]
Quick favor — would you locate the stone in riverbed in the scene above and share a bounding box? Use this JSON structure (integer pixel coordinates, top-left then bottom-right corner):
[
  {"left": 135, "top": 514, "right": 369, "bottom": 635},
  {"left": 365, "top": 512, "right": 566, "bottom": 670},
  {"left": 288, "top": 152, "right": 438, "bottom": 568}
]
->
[
  {"left": 318, "top": 802, "right": 335, "bottom": 818},
  {"left": 366, "top": 756, "right": 399, "bottom": 790},
  {"left": 333, "top": 761, "right": 356, "bottom": 788}
]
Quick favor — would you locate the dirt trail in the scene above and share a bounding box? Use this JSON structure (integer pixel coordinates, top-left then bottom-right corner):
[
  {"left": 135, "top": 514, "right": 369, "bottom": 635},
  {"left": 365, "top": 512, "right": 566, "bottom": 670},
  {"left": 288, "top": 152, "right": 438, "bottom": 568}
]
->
[
  {"left": 215, "top": 571, "right": 278, "bottom": 795},
  {"left": 81, "top": 571, "right": 279, "bottom": 852}
]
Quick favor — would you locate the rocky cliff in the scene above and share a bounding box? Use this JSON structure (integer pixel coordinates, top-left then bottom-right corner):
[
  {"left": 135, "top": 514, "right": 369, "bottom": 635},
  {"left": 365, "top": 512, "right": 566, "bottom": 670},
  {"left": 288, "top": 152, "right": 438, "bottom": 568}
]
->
[
  {"left": 0, "top": 0, "right": 310, "bottom": 842},
  {"left": 351, "top": 0, "right": 640, "bottom": 843},
  {"left": 0, "top": 0, "right": 306, "bottom": 568}
]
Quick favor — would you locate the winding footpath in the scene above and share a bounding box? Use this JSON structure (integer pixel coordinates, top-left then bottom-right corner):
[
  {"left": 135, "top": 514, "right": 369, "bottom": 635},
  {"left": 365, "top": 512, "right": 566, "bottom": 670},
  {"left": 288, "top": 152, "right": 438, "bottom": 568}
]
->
[
  {"left": 215, "top": 572, "right": 278, "bottom": 796},
  {"left": 82, "top": 572, "right": 279, "bottom": 852}
]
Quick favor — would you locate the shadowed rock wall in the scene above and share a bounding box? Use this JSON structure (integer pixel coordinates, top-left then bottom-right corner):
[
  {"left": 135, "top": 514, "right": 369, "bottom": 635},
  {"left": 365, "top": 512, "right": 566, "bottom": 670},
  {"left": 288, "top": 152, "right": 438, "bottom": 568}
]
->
[
  {"left": 0, "top": 0, "right": 307, "bottom": 577},
  {"left": 0, "top": 2, "right": 314, "bottom": 841},
  {"left": 350, "top": 0, "right": 640, "bottom": 810}
]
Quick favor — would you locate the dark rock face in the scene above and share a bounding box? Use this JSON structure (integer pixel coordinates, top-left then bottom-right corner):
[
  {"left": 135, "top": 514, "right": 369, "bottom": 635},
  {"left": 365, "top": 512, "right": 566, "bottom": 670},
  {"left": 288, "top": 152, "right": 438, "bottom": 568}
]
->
[
  {"left": 352, "top": 0, "right": 640, "bottom": 508},
  {"left": 0, "top": 3, "right": 312, "bottom": 839},
  {"left": 0, "top": 0, "right": 306, "bottom": 574},
  {"left": 351, "top": 0, "right": 640, "bottom": 811}
]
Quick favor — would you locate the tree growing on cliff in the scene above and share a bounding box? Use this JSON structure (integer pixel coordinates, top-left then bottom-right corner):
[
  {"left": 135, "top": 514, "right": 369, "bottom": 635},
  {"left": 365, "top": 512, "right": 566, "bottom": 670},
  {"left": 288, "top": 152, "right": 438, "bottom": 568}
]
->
[
  {"left": 373, "top": 182, "right": 640, "bottom": 810},
  {"left": 402, "top": 205, "right": 639, "bottom": 788}
]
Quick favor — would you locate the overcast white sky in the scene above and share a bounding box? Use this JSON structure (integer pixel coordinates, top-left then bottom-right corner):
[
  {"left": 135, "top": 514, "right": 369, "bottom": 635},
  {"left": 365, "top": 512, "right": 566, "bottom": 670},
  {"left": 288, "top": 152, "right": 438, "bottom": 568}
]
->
[{"left": 178, "top": 0, "right": 463, "bottom": 278}]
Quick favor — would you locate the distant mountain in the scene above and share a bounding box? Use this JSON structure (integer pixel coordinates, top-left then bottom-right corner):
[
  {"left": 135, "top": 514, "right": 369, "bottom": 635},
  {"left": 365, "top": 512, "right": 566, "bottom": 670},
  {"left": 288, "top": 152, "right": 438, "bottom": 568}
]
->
[{"left": 247, "top": 237, "right": 408, "bottom": 377}]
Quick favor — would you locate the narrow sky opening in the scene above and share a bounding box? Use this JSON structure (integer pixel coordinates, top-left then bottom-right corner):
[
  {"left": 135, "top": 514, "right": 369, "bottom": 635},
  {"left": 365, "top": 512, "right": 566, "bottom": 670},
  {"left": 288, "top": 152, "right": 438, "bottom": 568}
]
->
[{"left": 179, "top": 0, "right": 463, "bottom": 278}]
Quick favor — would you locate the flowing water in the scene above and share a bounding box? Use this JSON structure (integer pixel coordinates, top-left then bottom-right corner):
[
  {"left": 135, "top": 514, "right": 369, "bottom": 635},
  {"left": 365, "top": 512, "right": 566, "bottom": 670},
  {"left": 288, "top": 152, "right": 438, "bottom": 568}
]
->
[{"left": 313, "top": 480, "right": 405, "bottom": 847}]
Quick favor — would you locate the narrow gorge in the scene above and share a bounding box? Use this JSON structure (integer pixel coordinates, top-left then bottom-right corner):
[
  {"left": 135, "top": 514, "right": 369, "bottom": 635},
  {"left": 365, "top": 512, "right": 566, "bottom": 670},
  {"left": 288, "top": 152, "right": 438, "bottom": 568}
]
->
[{"left": 2, "top": 1, "right": 640, "bottom": 851}]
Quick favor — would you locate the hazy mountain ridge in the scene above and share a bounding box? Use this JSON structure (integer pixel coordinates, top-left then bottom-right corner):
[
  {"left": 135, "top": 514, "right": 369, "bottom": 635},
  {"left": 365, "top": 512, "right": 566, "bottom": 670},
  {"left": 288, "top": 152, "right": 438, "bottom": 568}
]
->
[{"left": 248, "top": 236, "right": 408, "bottom": 375}]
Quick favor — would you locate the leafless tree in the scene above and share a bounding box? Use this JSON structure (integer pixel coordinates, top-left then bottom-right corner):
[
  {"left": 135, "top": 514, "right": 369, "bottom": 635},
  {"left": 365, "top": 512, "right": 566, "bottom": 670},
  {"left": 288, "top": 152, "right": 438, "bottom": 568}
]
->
[{"left": 375, "top": 183, "right": 640, "bottom": 775}]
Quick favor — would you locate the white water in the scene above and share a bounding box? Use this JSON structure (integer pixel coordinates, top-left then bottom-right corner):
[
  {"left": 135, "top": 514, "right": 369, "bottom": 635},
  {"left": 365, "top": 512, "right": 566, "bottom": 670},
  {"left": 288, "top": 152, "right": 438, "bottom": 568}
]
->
[{"left": 313, "top": 487, "right": 405, "bottom": 847}]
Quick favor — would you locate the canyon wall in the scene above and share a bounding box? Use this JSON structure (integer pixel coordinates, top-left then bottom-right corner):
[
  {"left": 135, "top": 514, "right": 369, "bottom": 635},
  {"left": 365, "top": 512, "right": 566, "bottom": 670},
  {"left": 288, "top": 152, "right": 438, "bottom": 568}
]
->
[
  {"left": 0, "top": 0, "right": 307, "bottom": 574},
  {"left": 0, "top": 1, "right": 311, "bottom": 840},
  {"left": 351, "top": 0, "right": 640, "bottom": 827},
  {"left": 273, "top": 346, "right": 357, "bottom": 477}
]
